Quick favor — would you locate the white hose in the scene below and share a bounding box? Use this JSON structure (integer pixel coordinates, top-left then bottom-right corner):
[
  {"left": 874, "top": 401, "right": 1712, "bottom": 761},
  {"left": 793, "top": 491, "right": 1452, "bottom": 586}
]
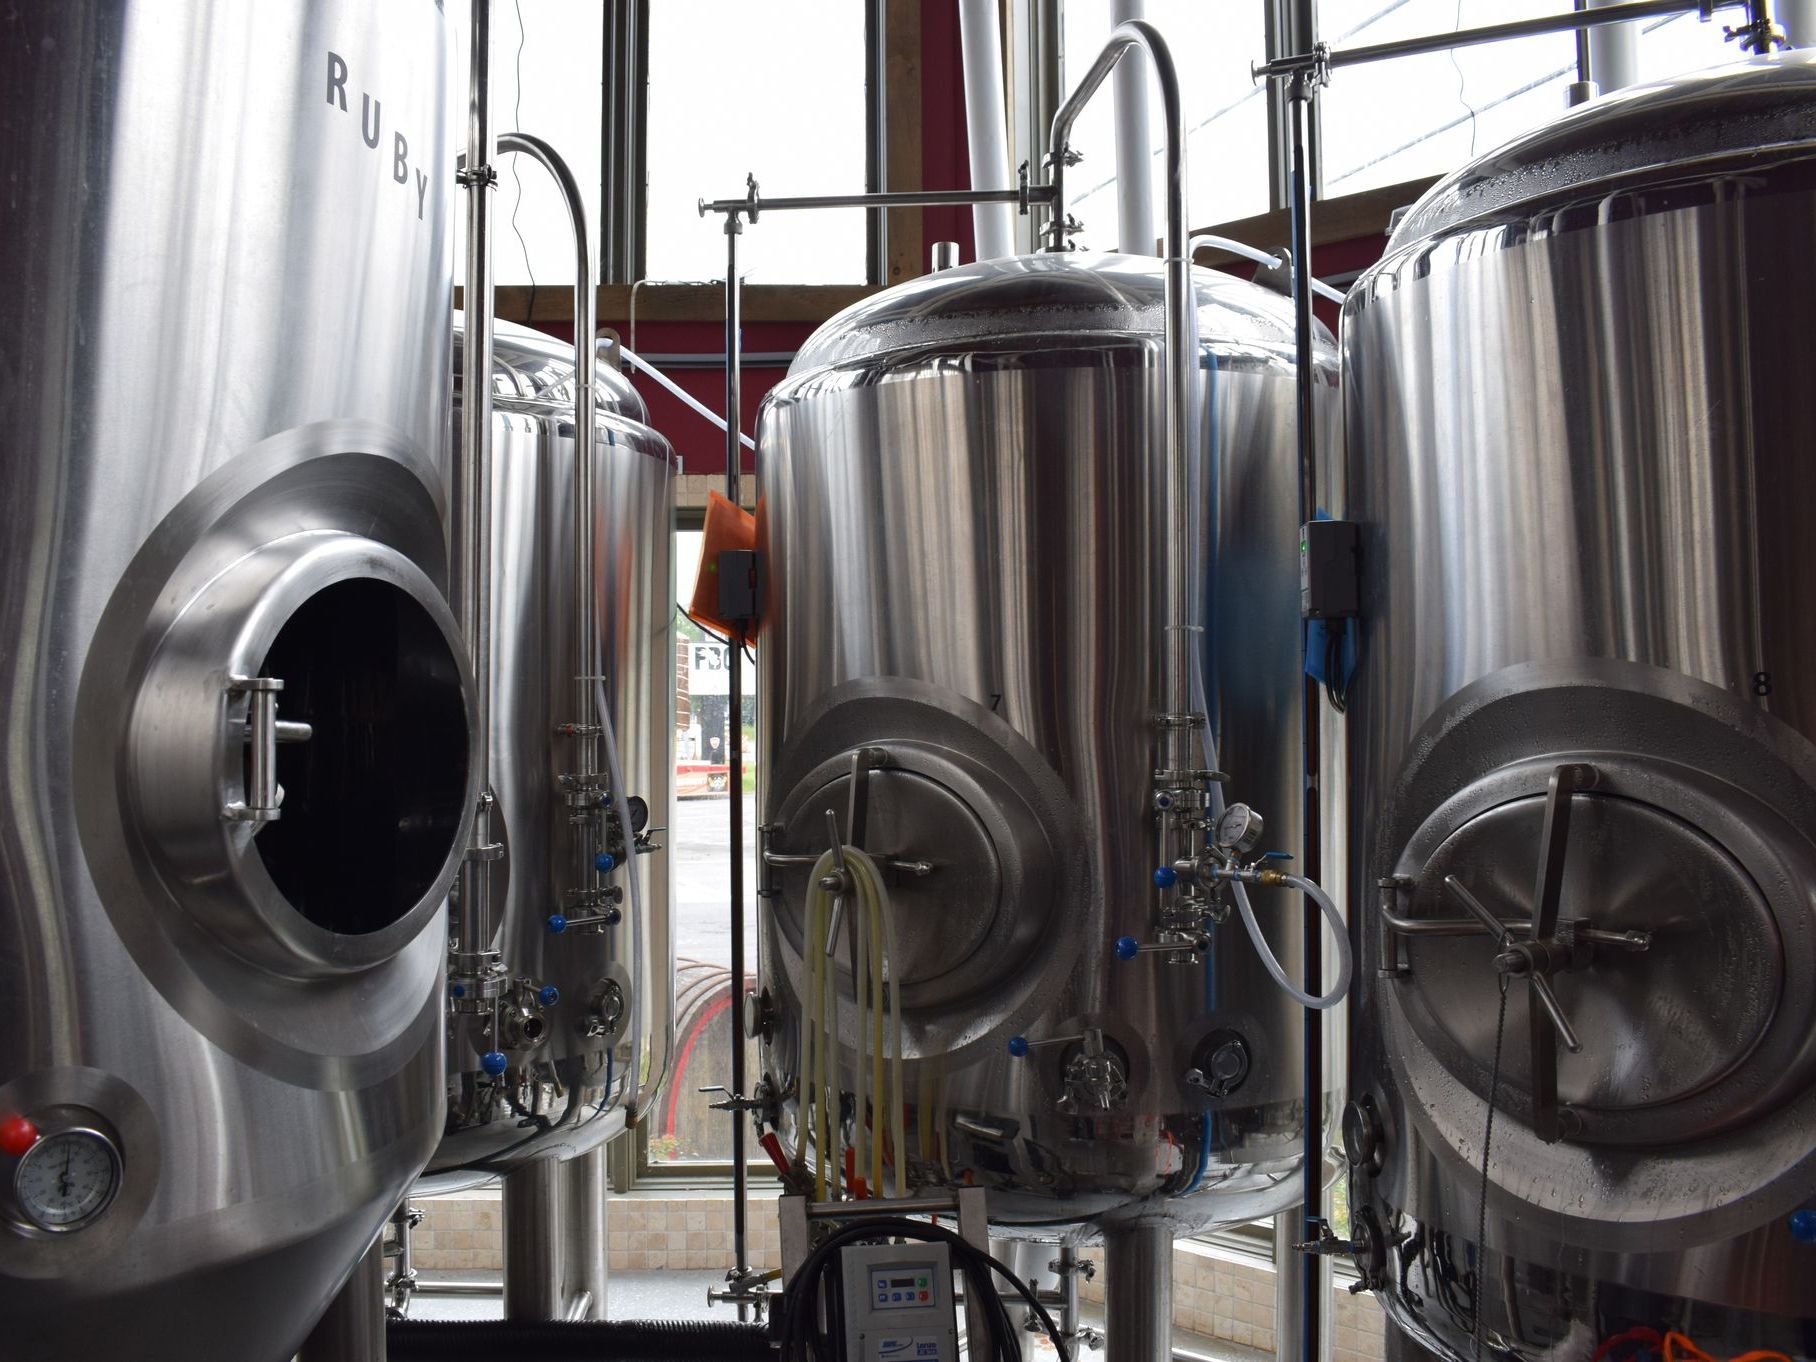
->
[
  {"left": 805, "top": 846, "right": 903, "bottom": 1199},
  {"left": 1191, "top": 651, "right": 1352, "bottom": 1011},
  {"left": 1189, "top": 232, "right": 1347, "bottom": 306},
  {"left": 619, "top": 346, "right": 756, "bottom": 451}
]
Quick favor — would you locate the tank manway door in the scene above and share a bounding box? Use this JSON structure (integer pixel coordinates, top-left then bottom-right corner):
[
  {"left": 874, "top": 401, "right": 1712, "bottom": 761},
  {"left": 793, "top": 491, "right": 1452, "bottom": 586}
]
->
[
  {"left": 121, "top": 532, "right": 473, "bottom": 980},
  {"left": 761, "top": 680, "right": 1087, "bottom": 1062},
  {"left": 1381, "top": 748, "right": 1814, "bottom": 1154}
]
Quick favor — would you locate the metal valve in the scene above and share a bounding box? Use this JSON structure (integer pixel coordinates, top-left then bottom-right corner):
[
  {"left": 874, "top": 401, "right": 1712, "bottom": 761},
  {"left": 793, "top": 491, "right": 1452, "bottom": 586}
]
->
[{"left": 1008, "top": 1029, "right": 1129, "bottom": 1112}]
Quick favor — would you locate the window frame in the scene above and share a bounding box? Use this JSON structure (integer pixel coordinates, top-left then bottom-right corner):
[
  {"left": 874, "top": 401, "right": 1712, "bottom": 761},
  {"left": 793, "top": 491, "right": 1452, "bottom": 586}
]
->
[{"left": 622, "top": 0, "right": 886, "bottom": 288}]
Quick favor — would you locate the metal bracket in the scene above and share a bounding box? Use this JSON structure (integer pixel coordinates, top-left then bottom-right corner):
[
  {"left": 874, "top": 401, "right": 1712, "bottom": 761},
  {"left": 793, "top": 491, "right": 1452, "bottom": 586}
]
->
[
  {"left": 223, "top": 675, "right": 290, "bottom": 824},
  {"left": 1440, "top": 762, "right": 1621, "bottom": 1143}
]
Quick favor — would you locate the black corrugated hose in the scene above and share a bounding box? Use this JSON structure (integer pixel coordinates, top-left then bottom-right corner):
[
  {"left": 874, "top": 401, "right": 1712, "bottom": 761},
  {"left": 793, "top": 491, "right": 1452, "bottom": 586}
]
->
[{"left": 385, "top": 1319, "right": 772, "bottom": 1361}]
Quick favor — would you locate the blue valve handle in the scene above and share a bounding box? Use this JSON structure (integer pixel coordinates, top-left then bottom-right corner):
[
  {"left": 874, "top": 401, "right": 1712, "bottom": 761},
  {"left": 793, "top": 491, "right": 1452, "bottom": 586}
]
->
[
  {"left": 450, "top": 983, "right": 467, "bottom": 998},
  {"left": 1152, "top": 866, "right": 1177, "bottom": 889},
  {"left": 1114, "top": 936, "right": 1141, "bottom": 961},
  {"left": 537, "top": 985, "right": 560, "bottom": 1008},
  {"left": 594, "top": 852, "right": 616, "bottom": 873},
  {"left": 1791, "top": 1208, "right": 1816, "bottom": 1243},
  {"left": 1262, "top": 850, "right": 1294, "bottom": 862},
  {"left": 547, "top": 914, "right": 568, "bottom": 934},
  {"left": 480, "top": 1051, "right": 508, "bottom": 1077},
  {"left": 1007, "top": 1035, "right": 1030, "bottom": 1058}
]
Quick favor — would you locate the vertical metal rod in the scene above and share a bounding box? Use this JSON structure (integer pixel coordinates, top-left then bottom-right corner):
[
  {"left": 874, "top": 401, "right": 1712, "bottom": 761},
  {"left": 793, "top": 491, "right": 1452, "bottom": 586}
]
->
[
  {"left": 1273, "top": 1210, "right": 1305, "bottom": 1362},
  {"left": 299, "top": 1235, "right": 387, "bottom": 1362},
  {"left": 1056, "top": 1245, "right": 1082, "bottom": 1347},
  {"left": 1286, "top": 68, "right": 1325, "bottom": 1362},
  {"left": 724, "top": 213, "right": 751, "bottom": 1318},
  {"left": 503, "top": 1158, "right": 566, "bottom": 1320},
  {"left": 1104, "top": 1224, "right": 1172, "bottom": 1362},
  {"left": 1569, "top": 0, "right": 1600, "bottom": 103},
  {"left": 455, "top": 0, "right": 496, "bottom": 963}
]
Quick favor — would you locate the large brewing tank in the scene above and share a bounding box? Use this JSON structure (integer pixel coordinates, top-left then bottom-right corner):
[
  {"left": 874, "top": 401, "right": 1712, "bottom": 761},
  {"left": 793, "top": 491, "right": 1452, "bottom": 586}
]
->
[
  {"left": 1341, "top": 55, "right": 1816, "bottom": 1360},
  {"left": 755, "top": 253, "right": 1340, "bottom": 1244},
  {"left": 429, "top": 321, "right": 675, "bottom": 1175},
  {"left": 0, "top": 5, "right": 467, "bottom": 1360}
]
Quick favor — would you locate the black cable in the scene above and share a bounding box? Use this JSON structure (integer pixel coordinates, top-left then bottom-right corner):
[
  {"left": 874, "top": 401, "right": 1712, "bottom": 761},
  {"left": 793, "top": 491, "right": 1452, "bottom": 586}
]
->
[
  {"left": 1324, "top": 625, "right": 1349, "bottom": 714},
  {"left": 1474, "top": 977, "right": 1511, "bottom": 1361},
  {"left": 680, "top": 605, "right": 735, "bottom": 648},
  {"left": 775, "top": 1218, "right": 1069, "bottom": 1362}
]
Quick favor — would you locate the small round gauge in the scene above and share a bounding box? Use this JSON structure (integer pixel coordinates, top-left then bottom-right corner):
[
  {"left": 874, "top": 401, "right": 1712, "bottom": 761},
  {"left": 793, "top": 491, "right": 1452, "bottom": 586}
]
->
[
  {"left": 13, "top": 1128, "right": 122, "bottom": 1232},
  {"left": 624, "top": 794, "right": 650, "bottom": 834},
  {"left": 1215, "top": 803, "right": 1265, "bottom": 856}
]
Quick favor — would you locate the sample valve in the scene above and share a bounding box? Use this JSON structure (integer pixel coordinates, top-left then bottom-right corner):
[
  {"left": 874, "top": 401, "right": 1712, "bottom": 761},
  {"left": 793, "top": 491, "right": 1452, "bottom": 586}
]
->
[{"left": 1008, "top": 1026, "right": 1130, "bottom": 1113}]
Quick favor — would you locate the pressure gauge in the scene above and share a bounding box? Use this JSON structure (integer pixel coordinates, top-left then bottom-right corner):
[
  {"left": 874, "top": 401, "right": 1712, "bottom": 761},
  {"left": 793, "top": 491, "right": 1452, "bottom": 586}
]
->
[
  {"left": 1214, "top": 803, "right": 1265, "bottom": 857},
  {"left": 13, "top": 1127, "right": 122, "bottom": 1231}
]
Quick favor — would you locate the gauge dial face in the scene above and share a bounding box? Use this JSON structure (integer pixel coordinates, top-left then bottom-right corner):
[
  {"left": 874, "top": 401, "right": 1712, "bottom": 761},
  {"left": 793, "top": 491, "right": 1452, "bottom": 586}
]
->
[
  {"left": 1215, "top": 803, "right": 1263, "bottom": 855},
  {"left": 14, "top": 1129, "right": 121, "bottom": 1231}
]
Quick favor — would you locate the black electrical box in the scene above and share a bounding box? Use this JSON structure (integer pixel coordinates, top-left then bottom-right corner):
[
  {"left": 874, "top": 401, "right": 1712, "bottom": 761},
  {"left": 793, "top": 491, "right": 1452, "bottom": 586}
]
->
[
  {"left": 717, "top": 548, "right": 765, "bottom": 625},
  {"left": 1301, "top": 519, "right": 1360, "bottom": 619}
]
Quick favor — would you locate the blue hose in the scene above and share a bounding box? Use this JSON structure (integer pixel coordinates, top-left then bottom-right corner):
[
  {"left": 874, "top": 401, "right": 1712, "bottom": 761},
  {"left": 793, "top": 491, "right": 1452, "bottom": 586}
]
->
[{"left": 1182, "top": 1110, "right": 1214, "bottom": 1194}]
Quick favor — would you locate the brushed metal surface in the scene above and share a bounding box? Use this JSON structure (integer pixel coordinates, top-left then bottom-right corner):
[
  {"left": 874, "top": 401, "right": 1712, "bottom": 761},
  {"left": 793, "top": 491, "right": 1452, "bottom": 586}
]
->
[
  {"left": 1342, "top": 54, "right": 1816, "bottom": 1357},
  {"left": 430, "top": 322, "right": 676, "bottom": 1173},
  {"left": 757, "top": 253, "right": 1342, "bottom": 1240},
  {"left": 0, "top": 3, "right": 458, "bottom": 1358}
]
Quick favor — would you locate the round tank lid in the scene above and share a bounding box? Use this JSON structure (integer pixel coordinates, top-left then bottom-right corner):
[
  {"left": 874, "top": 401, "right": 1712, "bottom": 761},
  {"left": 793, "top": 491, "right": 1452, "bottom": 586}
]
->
[
  {"left": 1390, "top": 52, "right": 1816, "bottom": 246},
  {"left": 455, "top": 317, "right": 650, "bottom": 425},
  {"left": 787, "top": 251, "right": 1324, "bottom": 376}
]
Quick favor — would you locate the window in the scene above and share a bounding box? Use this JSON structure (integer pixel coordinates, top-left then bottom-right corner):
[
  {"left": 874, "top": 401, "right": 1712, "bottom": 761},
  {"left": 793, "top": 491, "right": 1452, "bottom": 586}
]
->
[
  {"left": 644, "top": 1, "right": 872, "bottom": 284},
  {"left": 452, "top": 0, "right": 605, "bottom": 286},
  {"left": 644, "top": 527, "right": 761, "bottom": 1168},
  {"left": 1319, "top": 0, "right": 1750, "bottom": 199},
  {"left": 1061, "top": 0, "right": 1273, "bottom": 248}
]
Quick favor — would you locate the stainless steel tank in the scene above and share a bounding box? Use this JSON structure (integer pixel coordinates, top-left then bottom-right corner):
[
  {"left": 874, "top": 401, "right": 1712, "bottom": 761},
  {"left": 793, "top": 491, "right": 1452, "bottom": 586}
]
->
[
  {"left": 755, "top": 253, "right": 1340, "bottom": 1245},
  {"left": 0, "top": 4, "right": 466, "bottom": 1359},
  {"left": 429, "top": 322, "right": 675, "bottom": 1183},
  {"left": 1340, "top": 54, "right": 1816, "bottom": 1360}
]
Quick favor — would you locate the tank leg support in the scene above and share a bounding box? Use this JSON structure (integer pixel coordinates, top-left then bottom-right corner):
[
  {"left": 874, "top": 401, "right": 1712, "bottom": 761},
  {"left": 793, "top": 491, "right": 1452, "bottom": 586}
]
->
[
  {"left": 560, "top": 1146, "right": 610, "bottom": 1321},
  {"left": 504, "top": 1158, "right": 566, "bottom": 1320},
  {"left": 1105, "top": 1223, "right": 1173, "bottom": 1362},
  {"left": 299, "top": 1235, "right": 387, "bottom": 1362}
]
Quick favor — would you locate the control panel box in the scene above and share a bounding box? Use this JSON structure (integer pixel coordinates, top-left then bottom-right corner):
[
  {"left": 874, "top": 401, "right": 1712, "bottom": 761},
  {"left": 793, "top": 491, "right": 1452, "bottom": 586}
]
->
[{"left": 839, "top": 1240, "right": 959, "bottom": 1362}]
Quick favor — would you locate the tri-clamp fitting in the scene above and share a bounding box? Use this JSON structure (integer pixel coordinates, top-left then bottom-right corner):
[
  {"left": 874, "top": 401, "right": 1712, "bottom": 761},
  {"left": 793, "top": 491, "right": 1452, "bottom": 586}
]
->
[{"left": 496, "top": 976, "right": 560, "bottom": 1051}]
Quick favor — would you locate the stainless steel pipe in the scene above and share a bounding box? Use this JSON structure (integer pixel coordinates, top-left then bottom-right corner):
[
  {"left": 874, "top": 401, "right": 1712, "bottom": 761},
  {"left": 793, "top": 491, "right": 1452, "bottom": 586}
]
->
[
  {"left": 299, "top": 1238, "right": 388, "bottom": 1362},
  {"left": 1048, "top": 19, "right": 1200, "bottom": 929},
  {"left": 491, "top": 131, "right": 600, "bottom": 901},
  {"left": 1253, "top": 0, "right": 1774, "bottom": 77},
  {"left": 503, "top": 1159, "right": 565, "bottom": 1320},
  {"left": 1104, "top": 1224, "right": 1172, "bottom": 1362},
  {"left": 455, "top": 0, "right": 497, "bottom": 965}
]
